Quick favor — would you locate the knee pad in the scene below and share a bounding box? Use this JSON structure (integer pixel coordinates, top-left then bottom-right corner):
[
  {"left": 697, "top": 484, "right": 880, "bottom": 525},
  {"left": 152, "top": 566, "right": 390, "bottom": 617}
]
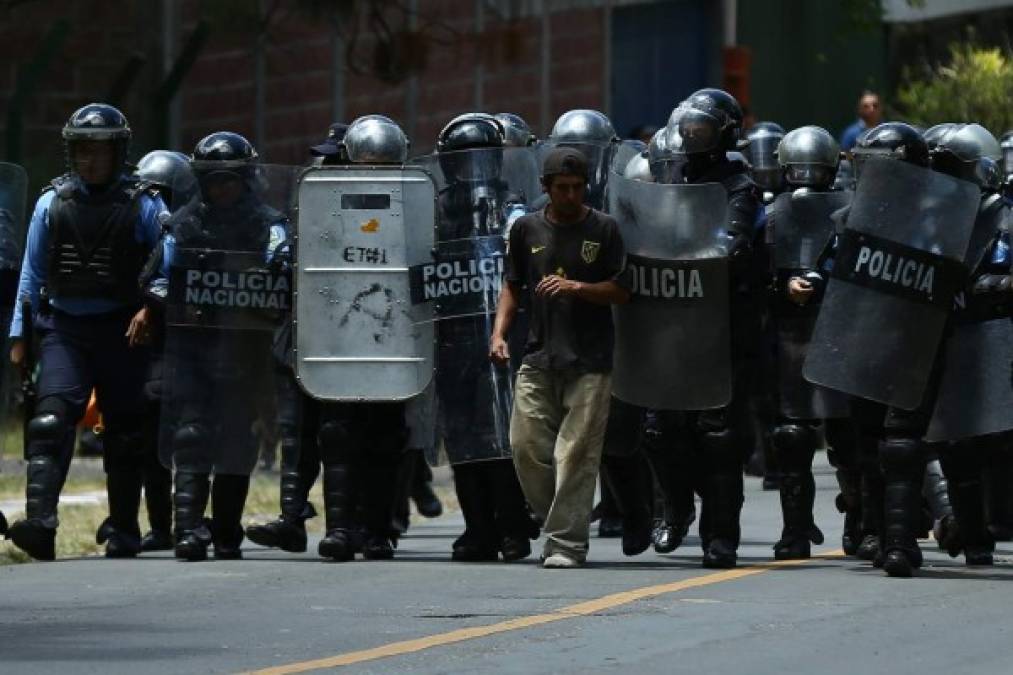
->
[
  {"left": 173, "top": 424, "right": 207, "bottom": 453},
  {"left": 772, "top": 423, "right": 817, "bottom": 468},
  {"left": 27, "top": 413, "right": 65, "bottom": 446}
]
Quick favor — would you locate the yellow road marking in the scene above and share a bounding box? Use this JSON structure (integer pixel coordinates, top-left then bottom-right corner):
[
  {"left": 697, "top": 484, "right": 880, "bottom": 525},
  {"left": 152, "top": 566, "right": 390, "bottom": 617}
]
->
[{"left": 245, "top": 550, "right": 844, "bottom": 674}]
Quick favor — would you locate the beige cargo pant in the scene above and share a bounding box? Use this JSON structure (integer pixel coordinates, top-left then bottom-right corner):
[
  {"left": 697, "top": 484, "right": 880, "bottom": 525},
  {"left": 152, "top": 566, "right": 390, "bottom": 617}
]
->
[{"left": 510, "top": 363, "right": 612, "bottom": 562}]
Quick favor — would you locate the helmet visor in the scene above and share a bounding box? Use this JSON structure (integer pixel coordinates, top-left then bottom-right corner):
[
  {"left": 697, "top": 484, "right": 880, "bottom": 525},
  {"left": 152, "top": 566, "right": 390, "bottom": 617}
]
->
[{"left": 678, "top": 109, "right": 722, "bottom": 155}]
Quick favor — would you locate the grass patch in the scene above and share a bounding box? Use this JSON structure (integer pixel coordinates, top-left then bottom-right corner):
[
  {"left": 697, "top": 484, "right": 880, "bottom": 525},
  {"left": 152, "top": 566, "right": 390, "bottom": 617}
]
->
[{"left": 2, "top": 465, "right": 459, "bottom": 564}]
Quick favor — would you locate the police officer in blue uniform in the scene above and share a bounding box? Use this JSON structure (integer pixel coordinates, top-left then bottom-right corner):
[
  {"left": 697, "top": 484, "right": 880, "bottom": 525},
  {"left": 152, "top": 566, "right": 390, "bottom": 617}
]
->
[{"left": 6, "top": 103, "right": 165, "bottom": 561}]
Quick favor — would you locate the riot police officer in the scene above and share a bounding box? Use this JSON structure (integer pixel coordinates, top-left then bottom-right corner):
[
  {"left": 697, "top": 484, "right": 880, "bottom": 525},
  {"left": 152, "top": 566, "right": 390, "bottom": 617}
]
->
[
  {"left": 244, "top": 124, "right": 350, "bottom": 554},
  {"left": 7, "top": 103, "right": 164, "bottom": 560},
  {"left": 923, "top": 123, "right": 1012, "bottom": 566},
  {"left": 156, "top": 131, "right": 289, "bottom": 561},
  {"left": 429, "top": 113, "right": 538, "bottom": 561},
  {"left": 127, "top": 150, "right": 199, "bottom": 552},
  {"left": 307, "top": 115, "right": 416, "bottom": 562},
  {"left": 804, "top": 122, "right": 982, "bottom": 576},
  {"left": 765, "top": 126, "right": 851, "bottom": 559},
  {"left": 635, "top": 89, "right": 761, "bottom": 568}
]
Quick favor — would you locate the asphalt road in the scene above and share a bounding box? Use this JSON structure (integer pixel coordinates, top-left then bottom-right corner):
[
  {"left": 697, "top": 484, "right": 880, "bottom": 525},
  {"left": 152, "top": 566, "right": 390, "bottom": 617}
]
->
[{"left": 2, "top": 454, "right": 1012, "bottom": 674}]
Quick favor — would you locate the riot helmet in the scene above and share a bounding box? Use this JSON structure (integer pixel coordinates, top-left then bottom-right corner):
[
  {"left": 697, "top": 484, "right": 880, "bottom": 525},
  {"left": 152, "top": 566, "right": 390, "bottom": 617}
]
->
[
  {"left": 679, "top": 88, "right": 744, "bottom": 155},
  {"left": 495, "top": 112, "right": 536, "bottom": 147},
  {"left": 435, "top": 113, "right": 505, "bottom": 184},
  {"left": 623, "top": 151, "right": 653, "bottom": 182},
  {"left": 851, "top": 122, "right": 929, "bottom": 181},
  {"left": 344, "top": 115, "right": 409, "bottom": 164},
  {"left": 62, "top": 103, "right": 131, "bottom": 186},
  {"left": 744, "top": 121, "right": 786, "bottom": 191},
  {"left": 191, "top": 131, "right": 260, "bottom": 207},
  {"left": 923, "top": 123, "right": 958, "bottom": 153},
  {"left": 136, "top": 150, "right": 198, "bottom": 207},
  {"left": 929, "top": 123, "right": 1003, "bottom": 191},
  {"left": 776, "top": 125, "right": 840, "bottom": 190},
  {"left": 548, "top": 109, "right": 617, "bottom": 145},
  {"left": 647, "top": 126, "right": 684, "bottom": 184}
]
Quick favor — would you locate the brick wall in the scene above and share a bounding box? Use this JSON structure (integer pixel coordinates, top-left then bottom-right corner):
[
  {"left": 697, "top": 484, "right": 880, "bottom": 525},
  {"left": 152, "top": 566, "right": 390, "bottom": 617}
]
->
[{"left": 0, "top": 0, "right": 608, "bottom": 188}]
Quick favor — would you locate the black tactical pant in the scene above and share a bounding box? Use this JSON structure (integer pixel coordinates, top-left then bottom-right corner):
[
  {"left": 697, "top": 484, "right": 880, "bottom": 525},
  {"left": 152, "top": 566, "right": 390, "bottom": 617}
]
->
[
  {"left": 600, "top": 397, "right": 657, "bottom": 536},
  {"left": 25, "top": 309, "right": 149, "bottom": 541},
  {"left": 317, "top": 401, "right": 408, "bottom": 543},
  {"left": 643, "top": 406, "right": 743, "bottom": 552}
]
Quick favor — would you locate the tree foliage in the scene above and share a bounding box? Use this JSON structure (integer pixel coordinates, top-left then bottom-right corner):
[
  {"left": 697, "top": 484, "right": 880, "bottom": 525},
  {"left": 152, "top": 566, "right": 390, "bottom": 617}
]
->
[{"left": 895, "top": 42, "right": 1013, "bottom": 134}]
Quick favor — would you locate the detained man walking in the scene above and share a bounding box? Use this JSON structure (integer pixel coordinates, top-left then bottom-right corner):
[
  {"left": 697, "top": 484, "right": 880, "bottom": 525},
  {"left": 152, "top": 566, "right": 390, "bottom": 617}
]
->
[{"left": 490, "top": 147, "right": 631, "bottom": 568}]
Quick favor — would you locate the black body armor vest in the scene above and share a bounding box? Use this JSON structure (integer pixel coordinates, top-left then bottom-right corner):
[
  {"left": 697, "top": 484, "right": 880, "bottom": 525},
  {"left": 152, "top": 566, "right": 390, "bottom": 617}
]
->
[{"left": 45, "top": 176, "right": 152, "bottom": 304}]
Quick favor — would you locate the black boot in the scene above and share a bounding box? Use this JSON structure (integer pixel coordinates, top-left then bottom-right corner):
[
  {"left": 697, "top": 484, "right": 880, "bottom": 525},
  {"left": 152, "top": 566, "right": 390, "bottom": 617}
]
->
[
  {"left": 941, "top": 447, "right": 993, "bottom": 565},
  {"left": 9, "top": 432, "right": 65, "bottom": 561},
  {"left": 985, "top": 449, "right": 1013, "bottom": 541},
  {"left": 174, "top": 471, "right": 210, "bottom": 562},
  {"left": 772, "top": 424, "right": 823, "bottom": 560},
  {"left": 642, "top": 413, "right": 696, "bottom": 554},
  {"left": 246, "top": 441, "right": 313, "bottom": 552},
  {"left": 361, "top": 458, "right": 398, "bottom": 560},
  {"left": 142, "top": 458, "right": 174, "bottom": 552},
  {"left": 700, "top": 473, "right": 743, "bottom": 568},
  {"left": 856, "top": 462, "right": 885, "bottom": 562},
  {"left": 488, "top": 459, "right": 536, "bottom": 561},
  {"left": 451, "top": 463, "right": 499, "bottom": 561},
  {"left": 211, "top": 474, "right": 249, "bottom": 559},
  {"left": 834, "top": 468, "right": 862, "bottom": 556},
  {"left": 99, "top": 468, "right": 143, "bottom": 558},
  {"left": 774, "top": 471, "right": 824, "bottom": 560},
  {"left": 410, "top": 450, "right": 442, "bottom": 519},
  {"left": 601, "top": 453, "right": 652, "bottom": 556},
  {"left": 319, "top": 462, "right": 357, "bottom": 561},
  {"left": 880, "top": 437, "right": 925, "bottom": 577}
]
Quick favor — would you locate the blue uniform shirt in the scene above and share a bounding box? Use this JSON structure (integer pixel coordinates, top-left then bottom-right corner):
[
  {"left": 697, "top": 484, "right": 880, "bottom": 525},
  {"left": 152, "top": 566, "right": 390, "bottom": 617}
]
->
[
  {"left": 10, "top": 176, "right": 166, "bottom": 338},
  {"left": 840, "top": 120, "right": 868, "bottom": 152}
]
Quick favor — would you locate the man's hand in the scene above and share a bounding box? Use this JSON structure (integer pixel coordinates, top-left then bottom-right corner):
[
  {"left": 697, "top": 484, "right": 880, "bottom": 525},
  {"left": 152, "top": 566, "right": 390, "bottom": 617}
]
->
[
  {"left": 10, "top": 339, "right": 24, "bottom": 367},
  {"left": 535, "top": 275, "right": 581, "bottom": 298},
  {"left": 126, "top": 306, "right": 153, "bottom": 347},
  {"left": 788, "top": 277, "right": 814, "bottom": 306},
  {"left": 489, "top": 333, "right": 510, "bottom": 366}
]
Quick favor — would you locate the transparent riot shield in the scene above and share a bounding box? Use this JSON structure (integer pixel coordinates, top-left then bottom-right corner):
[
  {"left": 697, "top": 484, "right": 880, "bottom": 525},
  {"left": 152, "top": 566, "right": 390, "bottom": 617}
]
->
[
  {"left": 926, "top": 318, "right": 1013, "bottom": 442},
  {"left": 0, "top": 163, "right": 27, "bottom": 458},
  {"left": 770, "top": 190, "right": 853, "bottom": 419},
  {"left": 608, "top": 171, "right": 731, "bottom": 410},
  {"left": 159, "top": 165, "right": 298, "bottom": 475},
  {"left": 803, "top": 158, "right": 981, "bottom": 410},
  {"left": 410, "top": 146, "right": 538, "bottom": 464},
  {"left": 293, "top": 165, "right": 436, "bottom": 401}
]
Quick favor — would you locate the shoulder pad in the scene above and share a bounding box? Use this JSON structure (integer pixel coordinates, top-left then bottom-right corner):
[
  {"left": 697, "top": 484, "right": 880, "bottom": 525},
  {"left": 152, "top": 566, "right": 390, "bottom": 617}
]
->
[
  {"left": 721, "top": 171, "right": 757, "bottom": 196},
  {"left": 46, "top": 174, "right": 72, "bottom": 198}
]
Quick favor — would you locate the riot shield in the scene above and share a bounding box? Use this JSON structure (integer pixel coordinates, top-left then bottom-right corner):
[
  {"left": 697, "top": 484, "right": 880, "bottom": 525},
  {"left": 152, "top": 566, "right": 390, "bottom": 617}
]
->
[
  {"left": 0, "top": 163, "right": 27, "bottom": 458},
  {"left": 608, "top": 171, "right": 732, "bottom": 410},
  {"left": 410, "top": 147, "right": 538, "bottom": 463},
  {"left": 293, "top": 165, "right": 436, "bottom": 401},
  {"left": 770, "top": 190, "right": 852, "bottom": 270},
  {"left": 803, "top": 158, "right": 981, "bottom": 410},
  {"left": 926, "top": 318, "right": 1013, "bottom": 442},
  {"left": 159, "top": 165, "right": 298, "bottom": 475},
  {"left": 770, "top": 190, "right": 853, "bottom": 419}
]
